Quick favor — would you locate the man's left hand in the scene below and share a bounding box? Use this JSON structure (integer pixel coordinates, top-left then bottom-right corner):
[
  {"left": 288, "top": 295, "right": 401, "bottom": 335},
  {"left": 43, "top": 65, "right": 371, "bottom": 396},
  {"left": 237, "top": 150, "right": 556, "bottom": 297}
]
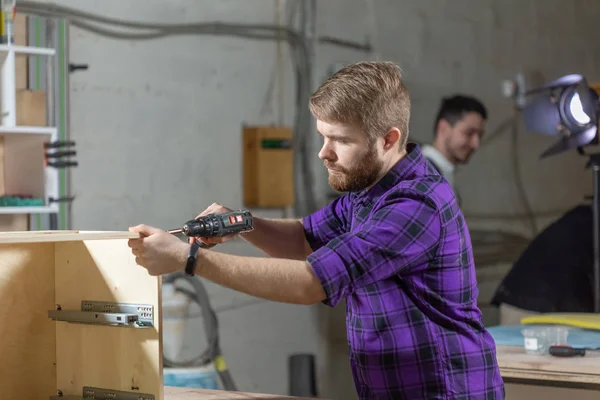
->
[{"left": 128, "top": 224, "right": 189, "bottom": 276}]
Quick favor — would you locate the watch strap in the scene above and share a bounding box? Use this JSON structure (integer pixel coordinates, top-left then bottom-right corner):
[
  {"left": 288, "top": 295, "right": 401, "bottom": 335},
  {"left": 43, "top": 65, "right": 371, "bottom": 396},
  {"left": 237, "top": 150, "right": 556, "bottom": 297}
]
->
[{"left": 184, "top": 240, "right": 201, "bottom": 276}]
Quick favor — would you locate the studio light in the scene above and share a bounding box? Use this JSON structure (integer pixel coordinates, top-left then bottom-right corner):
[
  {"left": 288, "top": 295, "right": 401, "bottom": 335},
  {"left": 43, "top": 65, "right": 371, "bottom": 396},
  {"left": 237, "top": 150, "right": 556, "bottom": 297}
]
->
[
  {"left": 523, "top": 74, "right": 599, "bottom": 158},
  {"left": 521, "top": 73, "right": 600, "bottom": 313}
]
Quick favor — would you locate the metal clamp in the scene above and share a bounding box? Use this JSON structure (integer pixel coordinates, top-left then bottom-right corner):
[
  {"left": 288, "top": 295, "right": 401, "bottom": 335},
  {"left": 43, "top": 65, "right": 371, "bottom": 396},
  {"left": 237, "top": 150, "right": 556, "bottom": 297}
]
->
[
  {"left": 51, "top": 386, "right": 155, "bottom": 400},
  {"left": 48, "top": 300, "right": 154, "bottom": 328}
]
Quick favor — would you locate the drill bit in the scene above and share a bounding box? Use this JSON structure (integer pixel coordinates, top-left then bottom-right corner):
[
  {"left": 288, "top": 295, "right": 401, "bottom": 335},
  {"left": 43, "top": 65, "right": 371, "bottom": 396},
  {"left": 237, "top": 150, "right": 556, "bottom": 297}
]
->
[{"left": 167, "top": 228, "right": 183, "bottom": 234}]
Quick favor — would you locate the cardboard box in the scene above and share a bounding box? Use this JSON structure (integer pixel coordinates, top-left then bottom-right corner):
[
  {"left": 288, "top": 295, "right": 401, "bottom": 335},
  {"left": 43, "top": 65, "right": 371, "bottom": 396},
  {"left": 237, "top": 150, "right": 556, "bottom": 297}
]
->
[
  {"left": 0, "top": 214, "right": 29, "bottom": 231},
  {"left": 16, "top": 89, "right": 47, "bottom": 126}
]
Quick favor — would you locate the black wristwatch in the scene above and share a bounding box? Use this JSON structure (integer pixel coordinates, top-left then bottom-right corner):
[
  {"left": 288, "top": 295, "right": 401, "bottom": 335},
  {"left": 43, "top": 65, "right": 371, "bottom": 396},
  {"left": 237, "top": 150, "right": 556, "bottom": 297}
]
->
[{"left": 184, "top": 240, "right": 201, "bottom": 276}]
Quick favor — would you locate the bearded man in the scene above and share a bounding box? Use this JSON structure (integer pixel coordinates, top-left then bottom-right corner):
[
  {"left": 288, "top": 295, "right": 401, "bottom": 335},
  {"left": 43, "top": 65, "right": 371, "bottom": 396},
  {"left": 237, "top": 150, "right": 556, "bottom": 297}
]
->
[{"left": 128, "top": 61, "right": 505, "bottom": 399}]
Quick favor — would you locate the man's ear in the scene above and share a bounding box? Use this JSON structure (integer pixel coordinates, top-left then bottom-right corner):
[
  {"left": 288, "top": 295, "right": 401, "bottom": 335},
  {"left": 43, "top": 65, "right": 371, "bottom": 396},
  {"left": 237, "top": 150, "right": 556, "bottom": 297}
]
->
[
  {"left": 382, "top": 127, "right": 402, "bottom": 150},
  {"left": 436, "top": 119, "right": 451, "bottom": 137}
]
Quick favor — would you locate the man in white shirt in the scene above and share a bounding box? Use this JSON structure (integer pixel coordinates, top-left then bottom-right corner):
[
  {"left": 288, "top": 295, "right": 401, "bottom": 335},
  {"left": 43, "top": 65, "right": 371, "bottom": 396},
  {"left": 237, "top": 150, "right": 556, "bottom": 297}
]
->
[{"left": 421, "top": 95, "right": 487, "bottom": 202}]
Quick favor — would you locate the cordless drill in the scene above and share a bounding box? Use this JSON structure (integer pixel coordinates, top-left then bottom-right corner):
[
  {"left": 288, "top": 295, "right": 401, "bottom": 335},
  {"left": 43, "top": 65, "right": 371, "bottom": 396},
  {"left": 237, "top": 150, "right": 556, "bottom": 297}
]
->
[{"left": 168, "top": 209, "right": 254, "bottom": 239}]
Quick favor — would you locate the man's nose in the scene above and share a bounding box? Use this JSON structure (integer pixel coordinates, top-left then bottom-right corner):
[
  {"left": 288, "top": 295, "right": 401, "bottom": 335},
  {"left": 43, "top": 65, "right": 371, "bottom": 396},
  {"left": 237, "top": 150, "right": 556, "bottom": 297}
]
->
[
  {"left": 471, "top": 135, "right": 480, "bottom": 150},
  {"left": 318, "top": 142, "right": 335, "bottom": 160}
]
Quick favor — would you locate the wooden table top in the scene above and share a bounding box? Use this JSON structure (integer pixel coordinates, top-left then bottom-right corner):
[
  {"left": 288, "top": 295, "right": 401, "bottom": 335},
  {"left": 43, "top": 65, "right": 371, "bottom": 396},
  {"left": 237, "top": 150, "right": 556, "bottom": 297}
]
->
[
  {"left": 164, "top": 386, "right": 318, "bottom": 399},
  {"left": 496, "top": 345, "right": 600, "bottom": 386},
  {"left": 164, "top": 346, "right": 600, "bottom": 397}
]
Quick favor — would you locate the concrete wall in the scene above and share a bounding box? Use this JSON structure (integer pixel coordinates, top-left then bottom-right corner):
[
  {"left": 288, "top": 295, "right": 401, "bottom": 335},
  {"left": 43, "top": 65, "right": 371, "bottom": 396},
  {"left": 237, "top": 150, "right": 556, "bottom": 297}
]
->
[{"left": 45, "top": 0, "right": 600, "bottom": 398}]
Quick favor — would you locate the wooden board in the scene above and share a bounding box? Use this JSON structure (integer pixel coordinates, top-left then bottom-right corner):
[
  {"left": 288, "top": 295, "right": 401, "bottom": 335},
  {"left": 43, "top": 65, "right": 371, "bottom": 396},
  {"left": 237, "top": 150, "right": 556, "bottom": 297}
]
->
[
  {"left": 164, "top": 386, "right": 318, "bottom": 400},
  {"left": 0, "top": 242, "right": 57, "bottom": 399},
  {"left": 0, "top": 230, "right": 139, "bottom": 243},
  {"left": 54, "top": 239, "right": 163, "bottom": 398},
  {"left": 497, "top": 345, "right": 600, "bottom": 386}
]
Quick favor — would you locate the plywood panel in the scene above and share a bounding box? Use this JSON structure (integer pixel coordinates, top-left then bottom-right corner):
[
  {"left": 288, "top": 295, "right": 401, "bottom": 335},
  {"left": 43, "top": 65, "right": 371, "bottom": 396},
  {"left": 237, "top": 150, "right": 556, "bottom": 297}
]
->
[
  {"left": 0, "top": 230, "right": 138, "bottom": 243},
  {"left": 0, "top": 242, "right": 56, "bottom": 400},
  {"left": 54, "top": 239, "right": 163, "bottom": 399}
]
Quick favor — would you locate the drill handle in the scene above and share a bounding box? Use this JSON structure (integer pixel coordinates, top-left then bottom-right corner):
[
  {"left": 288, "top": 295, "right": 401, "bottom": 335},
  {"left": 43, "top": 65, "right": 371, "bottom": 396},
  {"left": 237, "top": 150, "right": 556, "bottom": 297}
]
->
[{"left": 195, "top": 239, "right": 216, "bottom": 249}]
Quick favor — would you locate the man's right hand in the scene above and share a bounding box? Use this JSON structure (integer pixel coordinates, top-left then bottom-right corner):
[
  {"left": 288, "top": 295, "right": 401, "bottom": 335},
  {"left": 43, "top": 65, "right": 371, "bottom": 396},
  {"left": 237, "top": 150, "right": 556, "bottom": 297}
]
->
[
  {"left": 193, "top": 202, "right": 237, "bottom": 246},
  {"left": 193, "top": 203, "right": 310, "bottom": 260}
]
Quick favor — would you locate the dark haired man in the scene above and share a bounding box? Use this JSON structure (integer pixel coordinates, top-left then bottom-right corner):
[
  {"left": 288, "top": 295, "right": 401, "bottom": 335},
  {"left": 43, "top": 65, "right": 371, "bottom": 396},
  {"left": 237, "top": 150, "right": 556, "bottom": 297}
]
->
[{"left": 422, "top": 95, "right": 487, "bottom": 200}]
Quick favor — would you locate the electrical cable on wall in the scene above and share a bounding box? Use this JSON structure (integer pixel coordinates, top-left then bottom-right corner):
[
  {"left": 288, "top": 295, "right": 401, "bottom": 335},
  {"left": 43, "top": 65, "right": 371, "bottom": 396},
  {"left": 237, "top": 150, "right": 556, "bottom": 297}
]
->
[
  {"left": 18, "top": 0, "right": 373, "bottom": 219},
  {"left": 260, "top": 0, "right": 300, "bottom": 122},
  {"left": 19, "top": 0, "right": 317, "bottom": 216}
]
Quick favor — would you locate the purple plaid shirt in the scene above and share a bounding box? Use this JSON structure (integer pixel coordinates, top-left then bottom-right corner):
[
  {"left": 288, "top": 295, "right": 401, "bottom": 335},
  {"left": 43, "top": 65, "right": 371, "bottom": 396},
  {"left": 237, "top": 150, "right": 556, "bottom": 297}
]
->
[{"left": 303, "top": 144, "right": 504, "bottom": 399}]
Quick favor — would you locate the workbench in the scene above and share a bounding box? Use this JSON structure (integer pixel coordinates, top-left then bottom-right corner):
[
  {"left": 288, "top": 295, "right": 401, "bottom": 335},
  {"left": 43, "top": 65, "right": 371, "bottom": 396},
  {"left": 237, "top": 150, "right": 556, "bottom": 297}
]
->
[
  {"left": 164, "top": 386, "right": 315, "bottom": 399},
  {"left": 496, "top": 344, "right": 600, "bottom": 399}
]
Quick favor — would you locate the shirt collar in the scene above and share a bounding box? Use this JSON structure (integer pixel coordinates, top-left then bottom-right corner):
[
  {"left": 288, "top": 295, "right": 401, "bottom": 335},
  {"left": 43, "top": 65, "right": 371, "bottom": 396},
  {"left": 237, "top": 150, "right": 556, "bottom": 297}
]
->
[
  {"left": 354, "top": 142, "right": 424, "bottom": 202},
  {"left": 421, "top": 144, "right": 455, "bottom": 181}
]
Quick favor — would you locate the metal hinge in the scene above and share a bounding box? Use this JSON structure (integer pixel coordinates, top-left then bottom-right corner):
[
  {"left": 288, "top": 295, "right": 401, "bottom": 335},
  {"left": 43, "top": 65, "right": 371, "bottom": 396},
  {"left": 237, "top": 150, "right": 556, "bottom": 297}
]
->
[
  {"left": 51, "top": 386, "right": 155, "bottom": 399},
  {"left": 48, "top": 300, "right": 154, "bottom": 328}
]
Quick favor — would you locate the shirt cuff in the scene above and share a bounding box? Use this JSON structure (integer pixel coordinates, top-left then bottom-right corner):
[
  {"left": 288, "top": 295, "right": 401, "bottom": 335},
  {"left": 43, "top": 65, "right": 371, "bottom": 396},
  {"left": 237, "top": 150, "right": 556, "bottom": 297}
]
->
[
  {"left": 306, "top": 243, "right": 351, "bottom": 308},
  {"left": 302, "top": 214, "right": 322, "bottom": 252}
]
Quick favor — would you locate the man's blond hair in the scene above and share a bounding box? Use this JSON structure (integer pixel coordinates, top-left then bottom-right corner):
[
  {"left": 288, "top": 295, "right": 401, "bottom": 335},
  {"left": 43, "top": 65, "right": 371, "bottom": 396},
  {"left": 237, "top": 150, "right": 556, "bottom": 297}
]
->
[{"left": 309, "top": 61, "right": 411, "bottom": 148}]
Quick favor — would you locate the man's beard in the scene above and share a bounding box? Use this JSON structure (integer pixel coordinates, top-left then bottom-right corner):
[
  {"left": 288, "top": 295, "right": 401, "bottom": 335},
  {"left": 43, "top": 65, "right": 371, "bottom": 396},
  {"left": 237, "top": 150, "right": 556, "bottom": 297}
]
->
[{"left": 325, "top": 146, "right": 382, "bottom": 193}]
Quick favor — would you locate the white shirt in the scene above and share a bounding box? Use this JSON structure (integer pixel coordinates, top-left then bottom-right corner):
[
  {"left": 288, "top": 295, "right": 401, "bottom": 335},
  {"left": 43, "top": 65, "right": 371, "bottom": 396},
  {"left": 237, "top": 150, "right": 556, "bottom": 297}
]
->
[
  {"left": 421, "top": 144, "right": 461, "bottom": 205},
  {"left": 421, "top": 144, "right": 455, "bottom": 187}
]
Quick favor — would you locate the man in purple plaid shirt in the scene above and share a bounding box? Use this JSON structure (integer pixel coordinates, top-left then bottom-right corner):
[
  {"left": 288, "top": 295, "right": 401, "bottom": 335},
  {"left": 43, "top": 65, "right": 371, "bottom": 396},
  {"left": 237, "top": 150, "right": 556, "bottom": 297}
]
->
[{"left": 129, "top": 61, "right": 505, "bottom": 399}]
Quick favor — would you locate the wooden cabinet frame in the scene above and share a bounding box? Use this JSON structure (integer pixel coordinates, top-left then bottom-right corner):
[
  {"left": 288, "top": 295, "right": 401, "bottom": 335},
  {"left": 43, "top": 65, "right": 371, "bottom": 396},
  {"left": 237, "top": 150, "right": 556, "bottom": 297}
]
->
[{"left": 0, "top": 230, "right": 163, "bottom": 399}]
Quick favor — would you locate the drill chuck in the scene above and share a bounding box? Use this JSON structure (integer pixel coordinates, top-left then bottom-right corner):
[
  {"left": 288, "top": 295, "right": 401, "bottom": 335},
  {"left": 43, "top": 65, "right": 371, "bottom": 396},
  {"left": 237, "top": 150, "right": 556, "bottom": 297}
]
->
[{"left": 181, "top": 209, "right": 253, "bottom": 238}]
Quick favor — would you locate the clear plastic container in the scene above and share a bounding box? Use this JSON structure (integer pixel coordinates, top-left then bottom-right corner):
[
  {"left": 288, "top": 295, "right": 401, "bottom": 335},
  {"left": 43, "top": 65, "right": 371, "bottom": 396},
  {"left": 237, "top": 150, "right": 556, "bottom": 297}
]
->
[
  {"left": 522, "top": 326, "right": 569, "bottom": 355},
  {"left": 546, "top": 326, "right": 569, "bottom": 346}
]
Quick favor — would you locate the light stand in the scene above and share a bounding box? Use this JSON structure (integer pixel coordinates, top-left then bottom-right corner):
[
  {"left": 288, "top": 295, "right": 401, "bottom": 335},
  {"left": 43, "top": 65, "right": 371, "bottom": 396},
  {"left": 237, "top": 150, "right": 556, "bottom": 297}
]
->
[
  {"left": 583, "top": 151, "right": 600, "bottom": 312},
  {"left": 521, "top": 73, "right": 600, "bottom": 313}
]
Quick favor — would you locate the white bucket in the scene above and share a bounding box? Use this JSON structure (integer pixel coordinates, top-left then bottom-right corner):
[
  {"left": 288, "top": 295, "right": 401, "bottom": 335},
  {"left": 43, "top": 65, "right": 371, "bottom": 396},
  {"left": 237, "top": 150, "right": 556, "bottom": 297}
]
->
[
  {"left": 162, "top": 283, "right": 191, "bottom": 361},
  {"left": 162, "top": 281, "right": 218, "bottom": 389}
]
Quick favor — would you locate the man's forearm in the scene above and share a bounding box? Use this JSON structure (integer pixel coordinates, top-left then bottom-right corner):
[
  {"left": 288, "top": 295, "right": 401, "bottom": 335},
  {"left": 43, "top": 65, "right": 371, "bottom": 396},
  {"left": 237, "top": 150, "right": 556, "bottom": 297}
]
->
[
  {"left": 194, "top": 248, "right": 326, "bottom": 305},
  {"left": 240, "top": 217, "right": 313, "bottom": 260}
]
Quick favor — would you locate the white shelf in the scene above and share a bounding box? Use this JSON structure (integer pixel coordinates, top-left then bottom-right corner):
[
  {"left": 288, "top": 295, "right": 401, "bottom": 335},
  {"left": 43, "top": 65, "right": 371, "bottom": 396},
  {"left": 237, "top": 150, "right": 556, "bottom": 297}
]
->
[
  {"left": 0, "top": 205, "right": 59, "bottom": 214},
  {"left": 0, "top": 44, "right": 56, "bottom": 56},
  {"left": 0, "top": 27, "right": 61, "bottom": 216},
  {"left": 0, "top": 126, "right": 57, "bottom": 135}
]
